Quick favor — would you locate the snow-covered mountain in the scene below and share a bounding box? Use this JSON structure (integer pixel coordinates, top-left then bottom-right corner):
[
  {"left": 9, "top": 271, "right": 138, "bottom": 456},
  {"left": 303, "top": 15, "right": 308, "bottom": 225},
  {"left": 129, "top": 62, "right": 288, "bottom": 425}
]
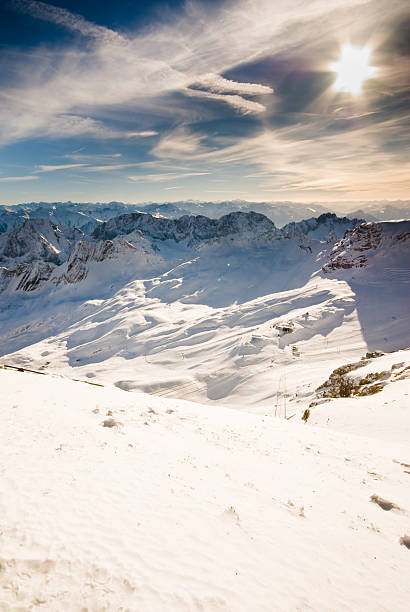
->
[
  {"left": 92, "top": 210, "right": 280, "bottom": 244},
  {"left": 0, "top": 218, "right": 82, "bottom": 265},
  {"left": 0, "top": 201, "right": 145, "bottom": 232}
]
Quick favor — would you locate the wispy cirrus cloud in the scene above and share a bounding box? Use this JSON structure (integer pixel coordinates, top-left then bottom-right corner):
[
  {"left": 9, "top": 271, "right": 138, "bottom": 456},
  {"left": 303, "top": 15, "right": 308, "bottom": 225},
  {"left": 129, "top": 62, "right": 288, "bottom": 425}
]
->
[
  {"left": 188, "top": 74, "right": 273, "bottom": 96},
  {"left": 87, "top": 163, "right": 141, "bottom": 172},
  {"left": 37, "top": 163, "right": 87, "bottom": 172},
  {"left": 11, "top": 0, "right": 123, "bottom": 43},
  {"left": 0, "top": 175, "right": 38, "bottom": 181},
  {"left": 185, "top": 72, "right": 273, "bottom": 114},
  {"left": 184, "top": 89, "right": 268, "bottom": 114},
  {"left": 128, "top": 171, "right": 210, "bottom": 183},
  {"left": 126, "top": 131, "right": 159, "bottom": 138},
  {"left": 151, "top": 128, "right": 207, "bottom": 160},
  {"left": 2, "top": 0, "right": 359, "bottom": 145}
]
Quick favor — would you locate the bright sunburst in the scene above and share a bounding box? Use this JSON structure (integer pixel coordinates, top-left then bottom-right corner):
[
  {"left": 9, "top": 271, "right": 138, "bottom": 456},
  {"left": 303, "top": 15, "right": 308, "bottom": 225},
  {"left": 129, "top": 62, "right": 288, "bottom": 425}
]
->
[{"left": 330, "top": 44, "right": 378, "bottom": 95}]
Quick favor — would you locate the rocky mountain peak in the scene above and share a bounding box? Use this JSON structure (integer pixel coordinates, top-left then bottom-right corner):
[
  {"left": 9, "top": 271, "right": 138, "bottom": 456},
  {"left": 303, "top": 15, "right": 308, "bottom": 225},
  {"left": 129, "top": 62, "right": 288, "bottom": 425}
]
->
[{"left": 323, "top": 220, "right": 410, "bottom": 272}]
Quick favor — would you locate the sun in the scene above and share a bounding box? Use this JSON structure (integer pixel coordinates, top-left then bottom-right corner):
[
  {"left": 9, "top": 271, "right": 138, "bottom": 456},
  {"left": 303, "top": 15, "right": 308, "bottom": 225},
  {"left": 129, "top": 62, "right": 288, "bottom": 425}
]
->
[{"left": 330, "top": 44, "right": 378, "bottom": 95}]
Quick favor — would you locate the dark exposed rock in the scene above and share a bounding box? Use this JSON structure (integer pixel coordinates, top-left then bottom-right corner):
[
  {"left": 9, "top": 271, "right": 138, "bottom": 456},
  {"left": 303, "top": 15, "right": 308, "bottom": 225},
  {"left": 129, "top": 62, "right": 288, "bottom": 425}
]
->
[{"left": 0, "top": 261, "right": 55, "bottom": 292}]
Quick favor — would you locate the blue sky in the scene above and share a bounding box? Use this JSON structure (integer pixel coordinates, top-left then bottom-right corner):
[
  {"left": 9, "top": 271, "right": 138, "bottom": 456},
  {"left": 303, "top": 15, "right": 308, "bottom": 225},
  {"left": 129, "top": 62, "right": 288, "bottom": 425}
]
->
[{"left": 0, "top": 0, "right": 409, "bottom": 205}]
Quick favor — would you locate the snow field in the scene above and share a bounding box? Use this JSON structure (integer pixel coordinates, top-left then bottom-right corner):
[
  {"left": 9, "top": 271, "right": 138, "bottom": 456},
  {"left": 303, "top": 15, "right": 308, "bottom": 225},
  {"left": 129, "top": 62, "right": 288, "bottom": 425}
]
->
[{"left": 1, "top": 369, "right": 409, "bottom": 611}]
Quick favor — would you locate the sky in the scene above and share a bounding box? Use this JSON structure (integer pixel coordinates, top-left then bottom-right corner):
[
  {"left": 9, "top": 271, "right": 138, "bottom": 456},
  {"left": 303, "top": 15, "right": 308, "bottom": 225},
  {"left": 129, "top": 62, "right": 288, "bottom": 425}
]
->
[{"left": 0, "top": 0, "right": 409, "bottom": 205}]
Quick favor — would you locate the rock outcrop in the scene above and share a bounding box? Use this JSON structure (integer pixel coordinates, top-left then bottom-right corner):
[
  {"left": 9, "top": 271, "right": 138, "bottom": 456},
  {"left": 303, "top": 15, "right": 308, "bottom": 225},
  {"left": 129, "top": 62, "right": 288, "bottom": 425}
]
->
[{"left": 323, "top": 221, "right": 410, "bottom": 272}]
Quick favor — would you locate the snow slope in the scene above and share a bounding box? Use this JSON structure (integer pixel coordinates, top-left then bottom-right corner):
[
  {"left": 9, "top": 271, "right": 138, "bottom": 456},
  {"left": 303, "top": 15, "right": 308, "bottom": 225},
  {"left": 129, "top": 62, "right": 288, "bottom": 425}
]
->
[{"left": 1, "top": 367, "right": 409, "bottom": 611}]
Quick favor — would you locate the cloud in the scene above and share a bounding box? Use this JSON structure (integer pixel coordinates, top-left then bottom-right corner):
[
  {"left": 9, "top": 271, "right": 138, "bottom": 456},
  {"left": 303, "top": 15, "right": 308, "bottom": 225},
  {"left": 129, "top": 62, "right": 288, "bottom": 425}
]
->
[
  {"left": 149, "top": 115, "right": 410, "bottom": 198},
  {"left": 188, "top": 73, "right": 273, "bottom": 96},
  {"left": 151, "top": 128, "right": 206, "bottom": 159},
  {"left": 184, "top": 89, "right": 268, "bottom": 114},
  {"left": 2, "top": 0, "right": 361, "bottom": 144},
  {"left": 126, "top": 131, "right": 159, "bottom": 138},
  {"left": 185, "top": 72, "right": 273, "bottom": 114},
  {"left": 0, "top": 175, "right": 39, "bottom": 182},
  {"left": 0, "top": 110, "right": 121, "bottom": 146},
  {"left": 66, "top": 153, "right": 123, "bottom": 161},
  {"left": 11, "top": 0, "right": 123, "bottom": 43},
  {"left": 128, "top": 171, "right": 210, "bottom": 183},
  {"left": 37, "top": 163, "right": 87, "bottom": 172},
  {"left": 2, "top": 0, "right": 409, "bottom": 200},
  {"left": 86, "top": 163, "right": 141, "bottom": 172}
]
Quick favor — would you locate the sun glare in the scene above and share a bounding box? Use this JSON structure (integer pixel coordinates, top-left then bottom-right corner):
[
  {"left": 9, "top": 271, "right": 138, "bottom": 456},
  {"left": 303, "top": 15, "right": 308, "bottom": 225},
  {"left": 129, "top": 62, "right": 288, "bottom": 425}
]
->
[{"left": 330, "top": 44, "right": 378, "bottom": 95}]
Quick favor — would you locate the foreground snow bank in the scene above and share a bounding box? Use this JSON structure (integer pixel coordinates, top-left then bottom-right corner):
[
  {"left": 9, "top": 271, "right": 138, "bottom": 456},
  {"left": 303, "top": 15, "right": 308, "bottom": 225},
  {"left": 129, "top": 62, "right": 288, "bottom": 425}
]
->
[{"left": 1, "top": 369, "right": 409, "bottom": 611}]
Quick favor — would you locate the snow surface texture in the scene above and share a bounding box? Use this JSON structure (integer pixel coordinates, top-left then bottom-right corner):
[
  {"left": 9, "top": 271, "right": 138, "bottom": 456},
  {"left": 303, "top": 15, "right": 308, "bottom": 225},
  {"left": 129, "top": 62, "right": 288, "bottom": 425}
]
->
[
  {"left": 0, "top": 368, "right": 409, "bottom": 611},
  {"left": 0, "top": 211, "right": 409, "bottom": 610}
]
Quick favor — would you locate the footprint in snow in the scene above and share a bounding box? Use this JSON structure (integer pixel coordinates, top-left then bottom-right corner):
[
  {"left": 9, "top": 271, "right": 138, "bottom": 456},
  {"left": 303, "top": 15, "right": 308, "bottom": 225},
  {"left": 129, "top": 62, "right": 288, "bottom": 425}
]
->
[
  {"left": 101, "top": 417, "right": 121, "bottom": 428},
  {"left": 399, "top": 535, "right": 410, "bottom": 549},
  {"left": 370, "top": 494, "right": 403, "bottom": 513}
]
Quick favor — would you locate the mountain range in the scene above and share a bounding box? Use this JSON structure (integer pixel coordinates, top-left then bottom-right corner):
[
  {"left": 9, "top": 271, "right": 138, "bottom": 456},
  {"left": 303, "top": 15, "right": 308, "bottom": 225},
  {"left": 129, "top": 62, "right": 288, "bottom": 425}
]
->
[{"left": 1, "top": 199, "right": 409, "bottom": 234}]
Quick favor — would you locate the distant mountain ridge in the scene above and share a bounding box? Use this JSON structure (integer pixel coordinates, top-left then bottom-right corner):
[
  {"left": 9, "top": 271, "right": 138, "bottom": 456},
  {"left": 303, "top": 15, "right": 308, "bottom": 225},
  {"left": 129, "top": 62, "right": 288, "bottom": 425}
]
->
[{"left": 1, "top": 199, "right": 409, "bottom": 233}]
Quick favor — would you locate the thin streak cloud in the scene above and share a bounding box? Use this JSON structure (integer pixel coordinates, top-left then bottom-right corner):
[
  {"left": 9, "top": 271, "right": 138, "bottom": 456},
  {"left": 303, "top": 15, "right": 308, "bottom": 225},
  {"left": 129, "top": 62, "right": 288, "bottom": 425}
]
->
[
  {"left": 37, "top": 163, "right": 87, "bottom": 172},
  {"left": 128, "top": 172, "right": 211, "bottom": 183},
  {"left": 0, "top": 175, "right": 39, "bottom": 182}
]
